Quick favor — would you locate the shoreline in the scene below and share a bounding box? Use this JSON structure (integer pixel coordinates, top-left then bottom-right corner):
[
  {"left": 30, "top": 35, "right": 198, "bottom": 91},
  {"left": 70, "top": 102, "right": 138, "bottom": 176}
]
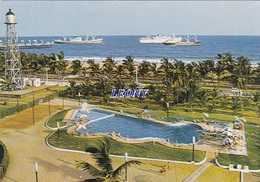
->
[{"left": 64, "top": 56, "right": 259, "bottom": 67}]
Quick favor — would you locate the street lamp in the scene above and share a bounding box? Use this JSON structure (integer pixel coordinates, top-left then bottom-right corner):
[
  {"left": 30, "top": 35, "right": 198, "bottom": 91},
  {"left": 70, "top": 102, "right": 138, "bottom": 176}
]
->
[
  {"left": 48, "top": 97, "right": 51, "bottom": 116},
  {"left": 192, "top": 136, "right": 196, "bottom": 163},
  {"left": 34, "top": 162, "right": 38, "bottom": 182},
  {"left": 17, "top": 96, "right": 19, "bottom": 114},
  {"left": 62, "top": 94, "right": 64, "bottom": 110},
  {"left": 78, "top": 92, "right": 81, "bottom": 106},
  {"left": 125, "top": 152, "right": 128, "bottom": 182},
  {"left": 57, "top": 122, "right": 60, "bottom": 140},
  {"left": 135, "top": 65, "right": 138, "bottom": 85},
  {"left": 32, "top": 92, "right": 35, "bottom": 125}
]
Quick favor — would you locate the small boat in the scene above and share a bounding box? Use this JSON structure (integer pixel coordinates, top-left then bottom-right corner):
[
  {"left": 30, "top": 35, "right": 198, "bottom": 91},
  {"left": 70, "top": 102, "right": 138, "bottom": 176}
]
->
[
  {"left": 54, "top": 36, "right": 103, "bottom": 44},
  {"left": 0, "top": 39, "right": 53, "bottom": 50},
  {"left": 139, "top": 34, "right": 171, "bottom": 44},
  {"left": 164, "top": 36, "right": 201, "bottom": 46}
]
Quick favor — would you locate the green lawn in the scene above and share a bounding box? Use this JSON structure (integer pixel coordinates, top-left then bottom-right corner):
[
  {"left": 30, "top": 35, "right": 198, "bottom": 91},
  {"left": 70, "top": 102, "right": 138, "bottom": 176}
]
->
[
  {"left": 48, "top": 130, "right": 206, "bottom": 163},
  {"left": 46, "top": 110, "right": 70, "bottom": 128}
]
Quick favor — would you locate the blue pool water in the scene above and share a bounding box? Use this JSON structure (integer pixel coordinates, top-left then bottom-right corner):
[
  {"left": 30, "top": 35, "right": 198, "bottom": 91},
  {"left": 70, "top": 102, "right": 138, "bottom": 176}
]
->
[{"left": 74, "top": 109, "right": 202, "bottom": 144}]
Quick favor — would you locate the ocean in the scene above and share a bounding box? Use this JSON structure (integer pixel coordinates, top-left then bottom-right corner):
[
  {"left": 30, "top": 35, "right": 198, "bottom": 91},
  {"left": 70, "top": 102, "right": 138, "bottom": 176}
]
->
[{"left": 2, "top": 36, "right": 260, "bottom": 66}]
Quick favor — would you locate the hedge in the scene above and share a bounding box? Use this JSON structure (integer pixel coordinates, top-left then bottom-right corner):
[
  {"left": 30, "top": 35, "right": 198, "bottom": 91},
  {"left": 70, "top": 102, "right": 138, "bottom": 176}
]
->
[
  {"left": 0, "top": 141, "right": 9, "bottom": 180},
  {"left": 0, "top": 93, "right": 58, "bottom": 119}
]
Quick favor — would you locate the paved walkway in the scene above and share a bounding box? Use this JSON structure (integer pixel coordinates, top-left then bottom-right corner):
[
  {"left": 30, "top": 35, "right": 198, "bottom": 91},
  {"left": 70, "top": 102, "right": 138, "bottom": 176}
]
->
[{"left": 183, "top": 162, "right": 211, "bottom": 182}]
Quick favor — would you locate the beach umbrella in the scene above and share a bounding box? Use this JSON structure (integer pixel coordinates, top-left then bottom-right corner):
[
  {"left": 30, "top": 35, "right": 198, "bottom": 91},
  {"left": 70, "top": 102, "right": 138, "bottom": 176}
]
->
[
  {"left": 234, "top": 116, "right": 239, "bottom": 121},
  {"left": 203, "top": 112, "right": 209, "bottom": 118},
  {"left": 234, "top": 115, "right": 244, "bottom": 126},
  {"left": 223, "top": 137, "right": 233, "bottom": 144},
  {"left": 222, "top": 131, "right": 233, "bottom": 136},
  {"left": 241, "top": 117, "right": 246, "bottom": 122}
]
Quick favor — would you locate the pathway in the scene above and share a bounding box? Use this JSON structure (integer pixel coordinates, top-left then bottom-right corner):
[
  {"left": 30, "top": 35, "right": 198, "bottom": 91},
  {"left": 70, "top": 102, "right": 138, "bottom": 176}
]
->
[
  {"left": 183, "top": 162, "right": 211, "bottom": 182},
  {"left": 183, "top": 152, "right": 215, "bottom": 182}
]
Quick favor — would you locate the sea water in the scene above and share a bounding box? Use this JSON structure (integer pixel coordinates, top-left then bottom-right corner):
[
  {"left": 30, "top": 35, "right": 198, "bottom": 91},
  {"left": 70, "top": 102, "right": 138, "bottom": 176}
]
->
[{"left": 0, "top": 35, "right": 259, "bottom": 65}]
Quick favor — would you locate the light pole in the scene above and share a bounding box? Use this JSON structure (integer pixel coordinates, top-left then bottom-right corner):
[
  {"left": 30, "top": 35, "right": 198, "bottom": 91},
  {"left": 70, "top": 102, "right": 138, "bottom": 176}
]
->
[
  {"left": 78, "top": 92, "right": 81, "bottom": 106},
  {"left": 125, "top": 152, "right": 128, "bottom": 182},
  {"left": 17, "top": 96, "right": 19, "bottom": 114},
  {"left": 62, "top": 96, "right": 64, "bottom": 110},
  {"left": 135, "top": 65, "right": 138, "bottom": 85},
  {"left": 192, "top": 136, "right": 195, "bottom": 163},
  {"left": 57, "top": 122, "right": 60, "bottom": 140},
  {"left": 46, "top": 66, "right": 48, "bottom": 84},
  {"left": 34, "top": 162, "right": 38, "bottom": 182},
  {"left": 32, "top": 92, "right": 35, "bottom": 125},
  {"left": 48, "top": 97, "right": 51, "bottom": 116}
]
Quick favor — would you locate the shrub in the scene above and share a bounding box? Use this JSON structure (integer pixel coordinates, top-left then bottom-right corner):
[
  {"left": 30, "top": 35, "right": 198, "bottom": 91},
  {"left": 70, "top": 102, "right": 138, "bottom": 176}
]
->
[{"left": 0, "top": 141, "right": 9, "bottom": 180}]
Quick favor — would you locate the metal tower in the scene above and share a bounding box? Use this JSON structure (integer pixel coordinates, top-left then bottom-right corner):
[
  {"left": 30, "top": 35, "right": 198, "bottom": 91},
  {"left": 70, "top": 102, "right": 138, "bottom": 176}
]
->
[{"left": 4, "top": 9, "right": 23, "bottom": 90}]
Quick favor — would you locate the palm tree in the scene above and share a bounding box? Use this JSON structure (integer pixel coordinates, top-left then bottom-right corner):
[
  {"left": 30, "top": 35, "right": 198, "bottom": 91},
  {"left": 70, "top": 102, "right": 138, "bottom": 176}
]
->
[
  {"left": 149, "top": 62, "right": 157, "bottom": 78},
  {"left": 114, "top": 65, "right": 126, "bottom": 79},
  {"left": 122, "top": 56, "right": 135, "bottom": 78},
  {"left": 65, "top": 80, "right": 79, "bottom": 98},
  {"left": 95, "top": 76, "right": 112, "bottom": 104},
  {"left": 0, "top": 76, "right": 17, "bottom": 91},
  {"left": 48, "top": 59, "right": 68, "bottom": 75},
  {"left": 77, "top": 139, "right": 141, "bottom": 182},
  {"left": 184, "top": 62, "right": 200, "bottom": 112},
  {"left": 214, "top": 61, "right": 225, "bottom": 88},
  {"left": 80, "top": 78, "right": 94, "bottom": 99},
  {"left": 114, "top": 78, "right": 125, "bottom": 91},
  {"left": 171, "top": 60, "right": 186, "bottom": 104},
  {"left": 102, "top": 57, "right": 116, "bottom": 78},
  {"left": 57, "top": 51, "right": 65, "bottom": 60},
  {"left": 197, "top": 60, "right": 214, "bottom": 85},
  {"left": 138, "top": 61, "right": 151, "bottom": 80},
  {"left": 70, "top": 59, "right": 83, "bottom": 76},
  {"left": 236, "top": 56, "right": 252, "bottom": 88},
  {"left": 87, "top": 59, "right": 101, "bottom": 78},
  {"left": 254, "top": 63, "right": 260, "bottom": 84}
]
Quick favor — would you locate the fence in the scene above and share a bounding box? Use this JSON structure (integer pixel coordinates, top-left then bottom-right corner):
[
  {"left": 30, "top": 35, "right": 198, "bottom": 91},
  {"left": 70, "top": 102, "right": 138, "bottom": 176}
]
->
[{"left": 0, "top": 93, "right": 58, "bottom": 119}]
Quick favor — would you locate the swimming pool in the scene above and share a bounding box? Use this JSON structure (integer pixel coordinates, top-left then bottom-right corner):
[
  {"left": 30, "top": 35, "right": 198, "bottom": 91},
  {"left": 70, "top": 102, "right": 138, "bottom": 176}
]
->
[{"left": 74, "top": 109, "right": 202, "bottom": 144}]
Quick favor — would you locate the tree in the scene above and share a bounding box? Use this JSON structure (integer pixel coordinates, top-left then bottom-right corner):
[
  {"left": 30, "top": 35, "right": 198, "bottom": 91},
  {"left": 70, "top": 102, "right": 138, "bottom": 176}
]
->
[
  {"left": 48, "top": 59, "right": 68, "bottom": 75},
  {"left": 102, "top": 57, "right": 116, "bottom": 78},
  {"left": 114, "top": 65, "right": 126, "bottom": 79},
  {"left": 204, "top": 89, "right": 219, "bottom": 113},
  {"left": 70, "top": 59, "right": 83, "bottom": 76},
  {"left": 80, "top": 78, "right": 94, "bottom": 99},
  {"left": 77, "top": 139, "right": 141, "bottom": 182},
  {"left": 65, "top": 80, "right": 79, "bottom": 99},
  {"left": 254, "top": 63, "right": 260, "bottom": 84},
  {"left": 0, "top": 76, "right": 17, "bottom": 91},
  {"left": 184, "top": 62, "right": 200, "bottom": 112},
  {"left": 172, "top": 60, "right": 186, "bottom": 103},
  {"left": 138, "top": 61, "right": 151, "bottom": 79},
  {"left": 113, "top": 78, "right": 125, "bottom": 91},
  {"left": 122, "top": 56, "right": 135, "bottom": 78},
  {"left": 95, "top": 76, "right": 112, "bottom": 105},
  {"left": 88, "top": 59, "right": 101, "bottom": 78}
]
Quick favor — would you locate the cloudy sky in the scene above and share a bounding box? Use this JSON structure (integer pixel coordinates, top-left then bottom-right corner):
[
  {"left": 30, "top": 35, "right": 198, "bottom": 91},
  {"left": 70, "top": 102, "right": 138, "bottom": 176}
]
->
[{"left": 0, "top": 1, "right": 259, "bottom": 36}]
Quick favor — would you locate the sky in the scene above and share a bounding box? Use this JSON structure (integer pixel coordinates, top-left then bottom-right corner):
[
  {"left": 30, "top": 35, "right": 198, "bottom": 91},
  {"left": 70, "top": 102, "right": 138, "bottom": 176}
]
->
[{"left": 0, "top": 1, "right": 260, "bottom": 36}]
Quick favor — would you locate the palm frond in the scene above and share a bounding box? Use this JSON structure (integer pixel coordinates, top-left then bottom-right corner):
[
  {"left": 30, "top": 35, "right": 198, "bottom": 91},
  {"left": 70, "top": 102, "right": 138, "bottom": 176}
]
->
[
  {"left": 112, "top": 160, "right": 141, "bottom": 178},
  {"left": 76, "top": 161, "right": 103, "bottom": 177},
  {"left": 86, "top": 146, "right": 101, "bottom": 154}
]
